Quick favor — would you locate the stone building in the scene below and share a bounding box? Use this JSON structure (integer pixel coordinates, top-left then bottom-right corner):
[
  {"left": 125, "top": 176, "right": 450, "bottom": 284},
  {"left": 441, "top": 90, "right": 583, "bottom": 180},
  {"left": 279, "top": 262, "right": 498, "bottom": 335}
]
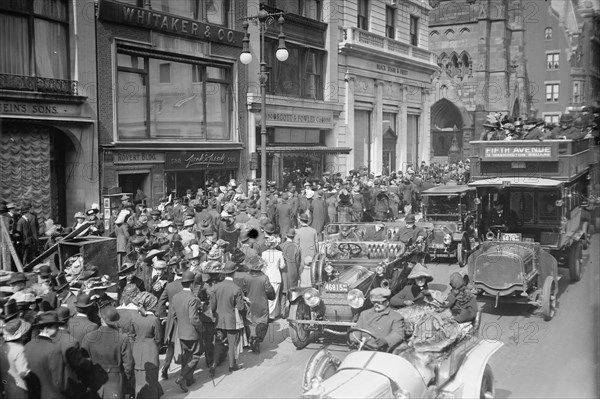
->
[
  {"left": 428, "top": 0, "right": 530, "bottom": 162},
  {"left": 0, "top": 0, "right": 99, "bottom": 226}
]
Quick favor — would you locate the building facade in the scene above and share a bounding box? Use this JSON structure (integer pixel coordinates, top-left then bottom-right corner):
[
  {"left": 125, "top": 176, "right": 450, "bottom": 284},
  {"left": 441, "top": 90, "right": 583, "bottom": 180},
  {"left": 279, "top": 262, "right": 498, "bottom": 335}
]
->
[
  {"left": 338, "top": 0, "right": 438, "bottom": 174},
  {"left": 97, "top": 0, "right": 247, "bottom": 207},
  {"left": 0, "top": 0, "right": 99, "bottom": 226},
  {"left": 428, "top": 0, "right": 530, "bottom": 162},
  {"left": 525, "top": 0, "right": 600, "bottom": 123}
]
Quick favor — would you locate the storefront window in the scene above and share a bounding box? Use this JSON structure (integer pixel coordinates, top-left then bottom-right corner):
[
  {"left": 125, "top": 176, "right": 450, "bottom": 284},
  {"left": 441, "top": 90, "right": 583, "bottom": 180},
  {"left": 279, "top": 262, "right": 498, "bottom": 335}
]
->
[
  {"left": 117, "top": 51, "right": 232, "bottom": 141},
  {"left": 0, "top": 0, "right": 69, "bottom": 79},
  {"left": 265, "top": 41, "right": 325, "bottom": 100}
]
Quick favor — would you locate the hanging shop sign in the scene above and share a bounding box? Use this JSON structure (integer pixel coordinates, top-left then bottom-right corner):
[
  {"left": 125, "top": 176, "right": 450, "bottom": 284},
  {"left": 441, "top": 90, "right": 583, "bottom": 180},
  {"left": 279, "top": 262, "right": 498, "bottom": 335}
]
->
[
  {"left": 99, "top": 0, "right": 244, "bottom": 47},
  {"left": 165, "top": 151, "right": 240, "bottom": 171}
]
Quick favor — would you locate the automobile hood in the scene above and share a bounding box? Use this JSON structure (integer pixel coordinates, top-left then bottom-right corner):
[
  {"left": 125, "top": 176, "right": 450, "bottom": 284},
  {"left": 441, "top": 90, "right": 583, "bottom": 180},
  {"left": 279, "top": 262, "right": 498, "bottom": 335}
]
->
[
  {"left": 329, "top": 265, "right": 375, "bottom": 291},
  {"left": 303, "top": 369, "right": 392, "bottom": 399}
]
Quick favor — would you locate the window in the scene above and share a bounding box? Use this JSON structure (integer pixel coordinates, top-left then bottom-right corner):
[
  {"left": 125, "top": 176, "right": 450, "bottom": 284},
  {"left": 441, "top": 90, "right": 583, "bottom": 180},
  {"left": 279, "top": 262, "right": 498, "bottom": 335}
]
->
[
  {"left": 410, "top": 15, "right": 419, "bottom": 46},
  {"left": 544, "top": 114, "right": 560, "bottom": 124},
  {"left": 264, "top": 41, "right": 325, "bottom": 100},
  {"left": 159, "top": 63, "right": 171, "bottom": 83},
  {"left": 151, "top": 0, "right": 232, "bottom": 27},
  {"left": 357, "top": 0, "right": 369, "bottom": 30},
  {"left": 545, "top": 83, "right": 559, "bottom": 102},
  {"left": 0, "top": 0, "right": 69, "bottom": 79},
  {"left": 545, "top": 27, "right": 552, "bottom": 40},
  {"left": 300, "top": 0, "right": 322, "bottom": 20},
  {"left": 546, "top": 53, "right": 559, "bottom": 69},
  {"left": 386, "top": 6, "right": 395, "bottom": 39},
  {"left": 117, "top": 52, "right": 232, "bottom": 141},
  {"left": 573, "top": 80, "right": 583, "bottom": 104}
]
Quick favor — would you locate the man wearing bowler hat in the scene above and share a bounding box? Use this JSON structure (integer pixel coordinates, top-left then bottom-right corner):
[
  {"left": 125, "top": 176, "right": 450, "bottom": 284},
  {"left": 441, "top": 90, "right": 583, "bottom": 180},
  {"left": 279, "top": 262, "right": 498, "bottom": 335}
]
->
[
  {"left": 157, "top": 258, "right": 185, "bottom": 380},
  {"left": 210, "top": 261, "right": 245, "bottom": 375},
  {"left": 25, "top": 311, "right": 67, "bottom": 399},
  {"left": 170, "top": 270, "right": 204, "bottom": 392},
  {"left": 81, "top": 306, "right": 134, "bottom": 399},
  {"left": 68, "top": 292, "right": 99, "bottom": 344},
  {"left": 354, "top": 288, "right": 405, "bottom": 351}
]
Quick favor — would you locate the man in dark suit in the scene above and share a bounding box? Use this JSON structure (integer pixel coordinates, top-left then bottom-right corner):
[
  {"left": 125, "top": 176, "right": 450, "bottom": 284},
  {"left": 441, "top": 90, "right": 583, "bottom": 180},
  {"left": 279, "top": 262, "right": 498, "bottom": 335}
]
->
[
  {"left": 170, "top": 270, "right": 204, "bottom": 392},
  {"left": 16, "top": 205, "right": 36, "bottom": 263},
  {"left": 279, "top": 228, "right": 301, "bottom": 293},
  {"left": 157, "top": 260, "right": 184, "bottom": 380},
  {"left": 210, "top": 261, "right": 245, "bottom": 375},
  {"left": 68, "top": 292, "right": 99, "bottom": 345},
  {"left": 24, "top": 311, "right": 67, "bottom": 399},
  {"left": 81, "top": 306, "right": 134, "bottom": 399}
]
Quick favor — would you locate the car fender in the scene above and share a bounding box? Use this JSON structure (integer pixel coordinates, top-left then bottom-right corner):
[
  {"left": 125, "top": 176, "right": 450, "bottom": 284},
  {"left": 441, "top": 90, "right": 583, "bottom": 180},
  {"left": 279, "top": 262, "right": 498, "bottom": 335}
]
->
[
  {"left": 439, "top": 339, "right": 503, "bottom": 398},
  {"left": 288, "top": 287, "right": 309, "bottom": 303}
]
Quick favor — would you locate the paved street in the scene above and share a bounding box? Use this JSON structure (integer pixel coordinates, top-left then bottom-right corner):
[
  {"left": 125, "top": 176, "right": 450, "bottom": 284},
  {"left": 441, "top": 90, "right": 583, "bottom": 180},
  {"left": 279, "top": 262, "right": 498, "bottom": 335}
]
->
[{"left": 159, "top": 234, "right": 600, "bottom": 399}]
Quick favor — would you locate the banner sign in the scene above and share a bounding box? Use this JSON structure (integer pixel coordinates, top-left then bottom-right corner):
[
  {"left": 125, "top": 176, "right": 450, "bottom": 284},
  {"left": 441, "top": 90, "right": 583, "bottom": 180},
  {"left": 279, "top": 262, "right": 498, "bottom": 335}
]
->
[
  {"left": 99, "top": 0, "right": 244, "bottom": 47},
  {"left": 165, "top": 151, "right": 240, "bottom": 170},
  {"left": 483, "top": 145, "right": 553, "bottom": 159}
]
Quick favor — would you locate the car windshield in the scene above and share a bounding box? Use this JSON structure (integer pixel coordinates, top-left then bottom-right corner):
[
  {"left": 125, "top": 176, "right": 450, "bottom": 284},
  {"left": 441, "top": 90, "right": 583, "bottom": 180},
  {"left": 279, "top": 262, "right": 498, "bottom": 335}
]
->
[
  {"left": 423, "top": 195, "right": 460, "bottom": 215},
  {"left": 324, "top": 223, "right": 388, "bottom": 242}
]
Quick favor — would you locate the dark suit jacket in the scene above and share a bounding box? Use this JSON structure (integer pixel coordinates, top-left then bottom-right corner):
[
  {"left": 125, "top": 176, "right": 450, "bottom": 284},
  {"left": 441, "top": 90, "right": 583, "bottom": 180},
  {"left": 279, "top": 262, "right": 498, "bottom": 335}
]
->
[
  {"left": 24, "top": 335, "right": 66, "bottom": 399},
  {"left": 279, "top": 240, "right": 301, "bottom": 292},
  {"left": 171, "top": 289, "right": 203, "bottom": 340},
  {"left": 53, "top": 328, "right": 92, "bottom": 397},
  {"left": 81, "top": 325, "right": 134, "bottom": 398},
  {"left": 210, "top": 277, "right": 245, "bottom": 330},
  {"left": 68, "top": 314, "right": 99, "bottom": 347},
  {"left": 157, "top": 279, "right": 182, "bottom": 318}
]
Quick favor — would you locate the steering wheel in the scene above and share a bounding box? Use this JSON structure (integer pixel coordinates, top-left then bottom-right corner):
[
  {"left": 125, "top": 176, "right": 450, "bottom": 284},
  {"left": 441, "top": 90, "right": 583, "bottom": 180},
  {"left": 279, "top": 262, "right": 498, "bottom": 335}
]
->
[
  {"left": 488, "top": 224, "right": 507, "bottom": 234},
  {"left": 338, "top": 243, "right": 362, "bottom": 257},
  {"left": 346, "top": 327, "right": 379, "bottom": 351}
]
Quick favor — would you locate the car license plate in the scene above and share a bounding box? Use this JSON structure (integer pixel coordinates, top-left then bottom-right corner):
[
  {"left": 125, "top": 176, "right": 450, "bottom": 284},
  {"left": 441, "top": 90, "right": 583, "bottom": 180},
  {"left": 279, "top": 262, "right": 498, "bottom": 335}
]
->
[{"left": 324, "top": 283, "right": 349, "bottom": 292}]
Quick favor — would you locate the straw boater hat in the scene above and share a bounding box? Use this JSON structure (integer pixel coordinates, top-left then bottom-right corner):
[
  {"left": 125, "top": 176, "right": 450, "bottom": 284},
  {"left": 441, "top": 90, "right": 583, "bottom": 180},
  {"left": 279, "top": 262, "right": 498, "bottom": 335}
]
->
[
  {"left": 3, "top": 318, "right": 31, "bottom": 341},
  {"left": 158, "top": 220, "right": 172, "bottom": 229},
  {"left": 407, "top": 263, "right": 433, "bottom": 282}
]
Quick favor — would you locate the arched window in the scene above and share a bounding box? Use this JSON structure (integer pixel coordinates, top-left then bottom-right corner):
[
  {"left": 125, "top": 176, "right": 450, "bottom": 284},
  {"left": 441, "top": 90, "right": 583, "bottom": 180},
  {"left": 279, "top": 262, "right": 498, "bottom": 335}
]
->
[
  {"left": 451, "top": 53, "right": 459, "bottom": 77},
  {"left": 461, "top": 52, "right": 471, "bottom": 76},
  {"left": 545, "top": 27, "right": 552, "bottom": 40}
]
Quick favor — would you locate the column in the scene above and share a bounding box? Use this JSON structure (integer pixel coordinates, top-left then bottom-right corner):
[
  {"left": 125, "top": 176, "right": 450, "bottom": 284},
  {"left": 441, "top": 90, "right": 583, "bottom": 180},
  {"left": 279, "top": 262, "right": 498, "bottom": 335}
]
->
[
  {"left": 345, "top": 73, "right": 356, "bottom": 171},
  {"left": 398, "top": 85, "right": 408, "bottom": 171},
  {"left": 372, "top": 80, "right": 384, "bottom": 174},
  {"left": 420, "top": 88, "right": 431, "bottom": 164},
  {"left": 247, "top": 104, "right": 258, "bottom": 180}
]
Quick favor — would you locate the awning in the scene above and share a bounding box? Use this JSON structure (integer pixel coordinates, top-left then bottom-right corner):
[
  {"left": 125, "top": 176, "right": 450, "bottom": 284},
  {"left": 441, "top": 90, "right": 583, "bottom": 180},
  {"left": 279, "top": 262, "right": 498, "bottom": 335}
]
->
[
  {"left": 266, "top": 146, "right": 352, "bottom": 154},
  {"left": 469, "top": 177, "right": 564, "bottom": 188}
]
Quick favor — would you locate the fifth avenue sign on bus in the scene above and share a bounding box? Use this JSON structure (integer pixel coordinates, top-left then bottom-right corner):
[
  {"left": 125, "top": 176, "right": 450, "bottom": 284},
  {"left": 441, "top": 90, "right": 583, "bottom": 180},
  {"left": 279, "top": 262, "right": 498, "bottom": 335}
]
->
[{"left": 483, "top": 145, "right": 554, "bottom": 159}]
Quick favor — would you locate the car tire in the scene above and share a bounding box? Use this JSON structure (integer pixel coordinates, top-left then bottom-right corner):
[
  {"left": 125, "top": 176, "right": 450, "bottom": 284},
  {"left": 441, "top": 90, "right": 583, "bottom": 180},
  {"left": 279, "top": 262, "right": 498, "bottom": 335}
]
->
[
  {"left": 541, "top": 275, "right": 557, "bottom": 321},
  {"left": 289, "top": 302, "right": 312, "bottom": 349},
  {"left": 457, "top": 237, "right": 470, "bottom": 267},
  {"left": 568, "top": 241, "right": 582, "bottom": 282}
]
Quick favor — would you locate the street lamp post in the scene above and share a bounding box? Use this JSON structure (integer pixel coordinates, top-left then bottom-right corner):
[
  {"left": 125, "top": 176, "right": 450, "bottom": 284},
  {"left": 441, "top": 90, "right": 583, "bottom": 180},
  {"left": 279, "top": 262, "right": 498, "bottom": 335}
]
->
[{"left": 240, "top": 9, "right": 288, "bottom": 219}]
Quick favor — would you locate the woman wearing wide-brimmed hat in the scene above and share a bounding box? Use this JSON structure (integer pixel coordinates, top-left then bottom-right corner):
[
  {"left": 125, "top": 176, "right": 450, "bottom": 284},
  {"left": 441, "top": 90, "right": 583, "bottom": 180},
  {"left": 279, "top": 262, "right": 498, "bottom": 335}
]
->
[
  {"left": 0, "top": 317, "right": 31, "bottom": 399},
  {"left": 390, "top": 263, "right": 435, "bottom": 308},
  {"left": 241, "top": 256, "right": 275, "bottom": 353},
  {"left": 131, "top": 292, "right": 164, "bottom": 399},
  {"left": 261, "top": 235, "right": 284, "bottom": 319}
]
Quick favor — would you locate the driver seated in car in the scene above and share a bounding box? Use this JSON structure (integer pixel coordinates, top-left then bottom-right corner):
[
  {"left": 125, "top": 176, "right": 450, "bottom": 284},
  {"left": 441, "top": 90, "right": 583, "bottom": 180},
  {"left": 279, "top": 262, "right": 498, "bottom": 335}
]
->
[
  {"left": 486, "top": 197, "right": 518, "bottom": 234},
  {"left": 392, "top": 214, "right": 427, "bottom": 245},
  {"left": 338, "top": 225, "right": 357, "bottom": 241},
  {"left": 354, "top": 288, "right": 405, "bottom": 351}
]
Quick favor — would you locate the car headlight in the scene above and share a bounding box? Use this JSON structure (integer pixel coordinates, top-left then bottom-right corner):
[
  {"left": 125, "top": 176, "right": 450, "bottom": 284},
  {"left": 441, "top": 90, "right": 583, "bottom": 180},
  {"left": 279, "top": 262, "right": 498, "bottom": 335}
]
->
[
  {"left": 303, "top": 288, "right": 321, "bottom": 307},
  {"left": 324, "top": 263, "right": 333, "bottom": 274},
  {"left": 443, "top": 233, "right": 452, "bottom": 245},
  {"left": 347, "top": 289, "right": 365, "bottom": 309},
  {"left": 375, "top": 265, "right": 385, "bottom": 275}
]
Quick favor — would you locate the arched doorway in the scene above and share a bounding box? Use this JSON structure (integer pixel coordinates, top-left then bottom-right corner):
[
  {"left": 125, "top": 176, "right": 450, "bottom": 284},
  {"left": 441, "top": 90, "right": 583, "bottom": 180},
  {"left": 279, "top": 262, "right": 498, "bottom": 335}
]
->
[{"left": 430, "top": 99, "right": 464, "bottom": 161}]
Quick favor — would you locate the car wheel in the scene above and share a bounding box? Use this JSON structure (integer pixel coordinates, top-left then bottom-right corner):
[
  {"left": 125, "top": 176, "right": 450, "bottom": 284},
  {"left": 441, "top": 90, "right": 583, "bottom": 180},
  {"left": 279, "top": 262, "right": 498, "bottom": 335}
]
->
[
  {"left": 289, "top": 301, "right": 312, "bottom": 349},
  {"left": 568, "top": 241, "right": 582, "bottom": 282},
  {"left": 480, "top": 364, "right": 494, "bottom": 399},
  {"left": 541, "top": 275, "right": 557, "bottom": 321}
]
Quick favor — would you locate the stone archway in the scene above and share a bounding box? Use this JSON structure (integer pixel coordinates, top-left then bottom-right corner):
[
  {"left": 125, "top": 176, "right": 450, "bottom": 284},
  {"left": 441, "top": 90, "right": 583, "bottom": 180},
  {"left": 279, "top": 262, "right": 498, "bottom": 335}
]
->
[{"left": 430, "top": 99, "right": 464, "bottom": 162}]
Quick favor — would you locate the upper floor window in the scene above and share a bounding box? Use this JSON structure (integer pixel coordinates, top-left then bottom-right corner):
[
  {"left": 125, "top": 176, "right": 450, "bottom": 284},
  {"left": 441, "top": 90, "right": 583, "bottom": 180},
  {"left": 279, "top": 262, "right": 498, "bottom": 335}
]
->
[
  {"left": 0, "top": 0, "right": 69, "bottom": 79},
  {"left": 573, "top": 80, "right": 583, "bottom": 104},
  {"left": 545, "top": 83, "right": 559, "bottom": 102},
  {"left": 116, "top": 52, "right": 232, "bottom": 141},
  {"left": 410, "top": 15, "right": 419, "bottom": 46},
  {"left": 546, "top": 53, "right": 559, "bottom": 69},
  {"left": 545, "top": 27, "right": 552, "bottom": 40},
  {"left": 386, "top": 6, "right": 395, "bottom": 39},
  {"left": 151, "top": 0, "right": 232, "bottom": 27},
  {"left": 299, "top": 0, "right": 322, "bottom": 20},
  {"left": 264, "top": 41, "right": 325, "bottom": 100},
  {"left": 544, "top": 114, "right": 560, "bottom": 124},
  {"left": 357, "top": 0, "right": 369, "bottom": 30}
]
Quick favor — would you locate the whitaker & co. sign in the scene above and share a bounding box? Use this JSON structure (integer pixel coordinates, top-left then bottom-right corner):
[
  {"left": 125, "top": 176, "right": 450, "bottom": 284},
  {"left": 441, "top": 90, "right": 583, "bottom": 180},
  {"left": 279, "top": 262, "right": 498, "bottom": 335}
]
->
[{"left": 99, "top": 0, "right": 244, "bottom": 47}]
